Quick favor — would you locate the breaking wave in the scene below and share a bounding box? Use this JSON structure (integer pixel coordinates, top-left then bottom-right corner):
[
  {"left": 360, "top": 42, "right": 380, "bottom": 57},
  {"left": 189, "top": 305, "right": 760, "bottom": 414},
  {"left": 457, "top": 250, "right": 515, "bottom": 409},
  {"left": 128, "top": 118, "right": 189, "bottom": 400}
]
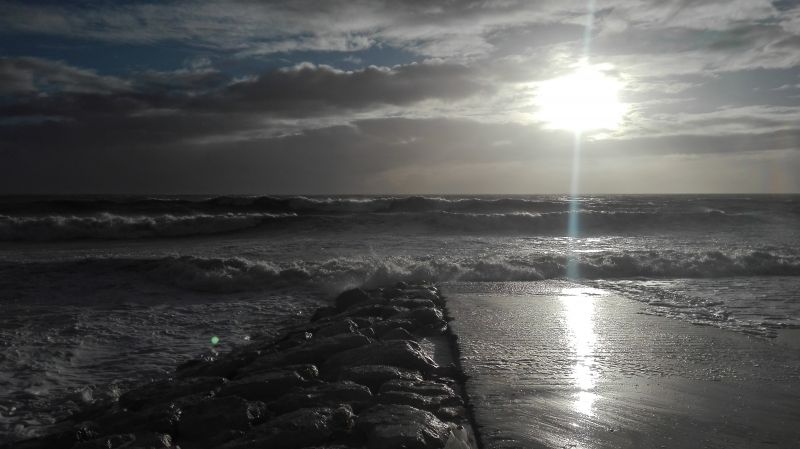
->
[
  {"left": 4, "top": 249, "right": 798, "bottom": 294},
  {"left": 0, "top": 208, "right": 773, "bottom": 241},
  {"left": 0, "top": 212, "right": 295, "bottom": 241}
]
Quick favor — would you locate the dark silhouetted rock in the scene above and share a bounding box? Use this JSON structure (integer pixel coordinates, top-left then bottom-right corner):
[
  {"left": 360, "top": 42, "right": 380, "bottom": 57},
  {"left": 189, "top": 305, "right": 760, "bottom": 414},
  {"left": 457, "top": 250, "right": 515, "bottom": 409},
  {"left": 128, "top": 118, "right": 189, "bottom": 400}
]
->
[
  {"left": 322, "top": 340, "right": 437, "bottom": 378},
  {"left": 218, "top": 369, "right": 307, "bottom": 402},
  {"left": 72, "top": 432, "right": 173, "bottom": 449},
  {"left": 119, "top": 376, "right": 226, "bottom": 410},
  {"left": 381, "top": 327, "right": 416, "bottom": 341},
  {"left": 175, "top": 352, "right": 259, "bottom": 380},
  {"left": 334, "top": 288, "right": 372, "bottom": 311},
  {"left": 94, "top": 401, "right": 185, "bottom": 436},
  {"left": 314, "top": 318, "right": 359, "bottom": 338},
  {"left": 269, "top": 382, "right": 373, "bottom": 414},
  {"left": 311, "top": 306, "right": 337, "bottom": 321},
  {"left": 337, "top": 365, "right": 422, "bottom": 393},
  {"left": 356, "top": 404, "right": 451, "bottom": 449},
  {"left": 377, "top": 390, "right": 445, "bottom": 411},
  {"left": 379, "top": 379, "right": 455, "bottom": 398},
  {"left": 282, "top": 333, "right": 374, "bottom": 365},
  {"left": 402, "top": 307, "right": 445, "bottom": 327},
  {"left": 371, "top": 319, "right": 416, "bottom": 337},
  {"left": 221, "top": 406, "right": 354, "bottom": 449},
  {"left": 178, "top": 396, "right": 266, "bottom": 443},
  {"left": 390, "top": 298, "right": 436, "bottom": 309}
]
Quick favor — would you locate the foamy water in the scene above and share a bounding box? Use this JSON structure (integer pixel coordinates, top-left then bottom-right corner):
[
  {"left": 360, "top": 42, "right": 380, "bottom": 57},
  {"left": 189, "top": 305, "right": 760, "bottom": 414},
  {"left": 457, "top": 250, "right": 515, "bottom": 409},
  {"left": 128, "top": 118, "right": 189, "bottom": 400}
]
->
[{"left": 0, "top": 194, "right": 798, "bottom": 440}]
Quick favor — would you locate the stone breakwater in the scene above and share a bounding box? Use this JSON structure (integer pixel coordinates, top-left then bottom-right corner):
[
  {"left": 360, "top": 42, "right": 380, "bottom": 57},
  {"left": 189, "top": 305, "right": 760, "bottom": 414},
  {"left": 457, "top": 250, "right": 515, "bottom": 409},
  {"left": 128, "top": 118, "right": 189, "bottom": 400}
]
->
[{"left": 4, "top": 283, "right": 479, "bottom": 449}]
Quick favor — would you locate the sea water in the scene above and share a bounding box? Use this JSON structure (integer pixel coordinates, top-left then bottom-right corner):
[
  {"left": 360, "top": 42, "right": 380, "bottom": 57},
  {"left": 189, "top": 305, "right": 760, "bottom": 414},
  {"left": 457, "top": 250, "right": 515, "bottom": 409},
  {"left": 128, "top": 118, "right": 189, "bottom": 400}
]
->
[{"left": 0, "top": 194, "right": 798, "bottom": 440}]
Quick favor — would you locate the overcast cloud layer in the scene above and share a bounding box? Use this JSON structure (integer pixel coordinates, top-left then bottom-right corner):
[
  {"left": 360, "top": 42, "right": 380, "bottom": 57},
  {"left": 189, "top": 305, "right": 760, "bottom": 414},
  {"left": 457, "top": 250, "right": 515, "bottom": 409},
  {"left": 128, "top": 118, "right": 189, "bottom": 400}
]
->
[{"left": 1, "top": 0, "right": 799, "bottom": 193}]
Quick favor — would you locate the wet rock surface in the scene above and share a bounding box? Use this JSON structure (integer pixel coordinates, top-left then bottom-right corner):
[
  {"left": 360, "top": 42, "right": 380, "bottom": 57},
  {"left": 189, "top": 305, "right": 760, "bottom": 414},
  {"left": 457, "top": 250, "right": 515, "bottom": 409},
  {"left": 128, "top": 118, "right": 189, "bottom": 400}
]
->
[{"left": 3, "top": 283, "right": 477, "bottom": 449}]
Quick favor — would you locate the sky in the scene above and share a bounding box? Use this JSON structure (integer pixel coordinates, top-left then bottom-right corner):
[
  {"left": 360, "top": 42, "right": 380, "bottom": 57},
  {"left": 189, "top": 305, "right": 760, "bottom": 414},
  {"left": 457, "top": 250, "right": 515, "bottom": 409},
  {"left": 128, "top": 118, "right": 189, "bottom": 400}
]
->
[{"left": 1, "top": 0, "right": 799, "bottom": 194}]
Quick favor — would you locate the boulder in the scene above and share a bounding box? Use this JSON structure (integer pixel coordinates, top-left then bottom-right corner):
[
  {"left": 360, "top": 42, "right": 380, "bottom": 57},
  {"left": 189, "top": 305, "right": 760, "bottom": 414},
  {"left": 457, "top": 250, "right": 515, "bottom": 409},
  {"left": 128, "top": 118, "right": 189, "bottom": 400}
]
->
[
  {"left": 389, "top": 298, "right": 436, "bottom": 309},
  {"left": 269, "top": 381, "right": 373, "bottom": 414},
  {"left": 337, "top": 365, "right": 422, "bottom": 393},
  {"left": 356, "top": 404, "right": 451, "bottom": 449},
  {"left": 218, "top": 369, "right": 307, "bottom": 402},
  {"left": 322, "top": 340, "right": 437, "bottom": 378},
  {"left": 71, "top": 432, "right": 173, "bottom": 449},
  {"left": 93, "top": 401, "right": 184, "bottom": 436},
  {"left": 175, "top": 352, "right": 258, "bottom": 380},
  {"left": 178, "top": 396, "right": 266, "bottom": 442},
  {"left": 334, "top": 288, "right": 372, "bottom": 311},
  {"left": 377, "top": 390, "right": 443, "bottom": 411},
  {"left": 381, "top": 327, "right": 416, "bottom": 341},
  {"left": 370, "top": 319, "right": 416, "bottom": 337},
  {"left": 282, "top": 334, "right": 374, "bottom": 365},
  {"left": 379, "top": 379, "right": 455, "bottom": 398},
  {"left": 221, "top": 406, "right": 354, "bottom": 449},
  {"left": 401, "top": 307, "right": 445, "bottom": 327},
  {"left": 119, "top": 376, "right": 226, "bottom": 410},
  {"left": 314, "top": 319, "right": 359, "bottom": 338},
  {"left": 311, "top": 306, "right": 337, "bottom": 321}
]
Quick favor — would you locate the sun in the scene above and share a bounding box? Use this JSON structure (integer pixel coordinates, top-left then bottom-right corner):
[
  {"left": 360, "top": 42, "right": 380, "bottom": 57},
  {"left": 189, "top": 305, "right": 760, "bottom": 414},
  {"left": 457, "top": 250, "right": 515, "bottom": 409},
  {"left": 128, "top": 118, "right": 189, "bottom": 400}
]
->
[{"left": 535, "top": 64, "right": 626, "bottom": 132}]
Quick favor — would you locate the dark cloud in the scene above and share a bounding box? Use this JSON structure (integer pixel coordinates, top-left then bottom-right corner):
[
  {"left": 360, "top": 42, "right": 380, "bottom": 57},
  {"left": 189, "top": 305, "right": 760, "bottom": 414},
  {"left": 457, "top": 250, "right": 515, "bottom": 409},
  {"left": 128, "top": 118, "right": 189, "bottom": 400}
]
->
[
  {"left": 195, "top": 62, "right": 485, "bottom": 115},
  {"left": 0, "top": 57, "right": 128, "bottom": 95}
]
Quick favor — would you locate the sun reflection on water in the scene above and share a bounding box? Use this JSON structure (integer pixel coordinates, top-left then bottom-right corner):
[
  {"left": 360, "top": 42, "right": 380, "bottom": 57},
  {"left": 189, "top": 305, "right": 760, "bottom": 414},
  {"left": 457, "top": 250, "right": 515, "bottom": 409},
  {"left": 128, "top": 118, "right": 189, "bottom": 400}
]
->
[{"left": 561, "top": 287, "right": 600, "bottom": 416}]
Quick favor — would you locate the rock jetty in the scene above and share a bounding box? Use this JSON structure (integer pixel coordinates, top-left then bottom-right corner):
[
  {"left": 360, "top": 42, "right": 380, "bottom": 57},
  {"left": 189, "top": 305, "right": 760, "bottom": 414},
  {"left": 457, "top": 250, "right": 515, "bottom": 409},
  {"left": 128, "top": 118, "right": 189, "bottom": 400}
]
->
[{"left": 4, "top": 283, "right": 479, "bottom": 449}]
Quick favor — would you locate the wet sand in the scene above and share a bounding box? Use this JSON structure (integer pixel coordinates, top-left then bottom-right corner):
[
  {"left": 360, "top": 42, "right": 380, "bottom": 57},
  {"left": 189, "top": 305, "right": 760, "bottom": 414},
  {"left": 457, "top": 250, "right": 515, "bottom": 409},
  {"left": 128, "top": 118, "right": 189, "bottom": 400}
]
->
[{"left": 445, "top": 281, "right": 800, "bottom": 449}]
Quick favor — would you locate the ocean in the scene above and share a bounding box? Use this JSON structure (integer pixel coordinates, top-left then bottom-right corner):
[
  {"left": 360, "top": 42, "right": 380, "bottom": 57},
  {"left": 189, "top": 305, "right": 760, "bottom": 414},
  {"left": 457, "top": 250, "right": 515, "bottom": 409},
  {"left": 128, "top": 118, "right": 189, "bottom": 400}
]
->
[{"left": 1, "top": 194, "right": 798, "bottom": 442}]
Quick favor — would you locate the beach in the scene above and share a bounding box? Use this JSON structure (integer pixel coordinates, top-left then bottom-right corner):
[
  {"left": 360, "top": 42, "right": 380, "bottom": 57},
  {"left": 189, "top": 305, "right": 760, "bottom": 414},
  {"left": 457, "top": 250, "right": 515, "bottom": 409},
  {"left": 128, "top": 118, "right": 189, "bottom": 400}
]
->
[{"left": 447, "top": 281, "right": 800, "bottom": 449}]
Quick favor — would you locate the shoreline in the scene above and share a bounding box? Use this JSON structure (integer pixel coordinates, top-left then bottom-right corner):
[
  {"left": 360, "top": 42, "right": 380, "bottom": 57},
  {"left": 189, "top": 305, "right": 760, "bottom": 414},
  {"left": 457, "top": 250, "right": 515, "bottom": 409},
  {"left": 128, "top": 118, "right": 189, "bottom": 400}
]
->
[{"left": 4, "top": 283, "right": 480, "bottom": 449}]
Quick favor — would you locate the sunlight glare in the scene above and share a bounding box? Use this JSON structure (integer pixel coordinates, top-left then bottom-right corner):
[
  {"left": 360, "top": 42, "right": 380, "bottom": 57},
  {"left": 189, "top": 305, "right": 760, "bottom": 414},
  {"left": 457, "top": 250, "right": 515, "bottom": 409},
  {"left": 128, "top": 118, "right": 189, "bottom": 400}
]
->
[{"left": 536, "top": 64, "right": 626, "bottom": 132}]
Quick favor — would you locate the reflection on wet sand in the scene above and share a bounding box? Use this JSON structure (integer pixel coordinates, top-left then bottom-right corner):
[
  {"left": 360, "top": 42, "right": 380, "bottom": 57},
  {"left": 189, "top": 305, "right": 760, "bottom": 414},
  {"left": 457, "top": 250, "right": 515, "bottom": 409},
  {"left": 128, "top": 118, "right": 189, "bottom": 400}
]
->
[
  {"left": 561, "top": 287, "right": 600, "bottom": 418},
  {"left": 448, "top": 281, "right": 800, "bottom": 449}
]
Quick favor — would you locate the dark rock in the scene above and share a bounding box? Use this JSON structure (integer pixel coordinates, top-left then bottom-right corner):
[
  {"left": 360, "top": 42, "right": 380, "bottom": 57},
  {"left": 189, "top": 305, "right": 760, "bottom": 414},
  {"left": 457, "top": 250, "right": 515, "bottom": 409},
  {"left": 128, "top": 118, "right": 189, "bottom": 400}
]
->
[
  {"left": 314, "top": 319, "right": 359, "bottom": 338},
  {"left": 381, "top": 327, "right": 416, "bottom": 341},
  {"left": 71, "top": 432, "right": 173, "bottom": 449},
  {"left": 337, "top": 365, "right": 422, "bottom": 393},
  {"left": 269, "top": 381, "right": 373, "bottom": 414},
  {"left": 283, "top": 334, "right": 374, "bottom": 365},
  {"left": 264, "top": 331, "right": 313, "bottom": 352},
  {"left": 311, "top": 306, "right": 337, "bottom": 322},
  {"left": 218, "top": 369, "right": 307, "bottom": 402},
  {"left": 345, "top": 304, "right": 408, "bottom": 319},
  {"left": 349, "top": 317, "right": 374, "bottom": 328},
  {"left": 178, "top": 396, "right": 266, "bottom": 442},
  {"left": 71, "top": 433, "right": 135, "bottom": 449},
  {"left": 93, "top": 401, "right": 184, "bottom": 436},
  {"left": 435, "top": 406, "right": 467, "bottom": 422},
  {"left": 401, "top": 307, "right": 445, "bottom": 327},
  {"left": 119, "top": 377, "right": 226, "bottom": 410},
  {"left": 370, "top": 319, "right": 416, "bottom": 337},
  {"left": 175, "top": 352, "right": 257, "bottom": 380},
  {"left": 356, "top": 404, "right": 451, "bottom": 449},
  {"left": 390, "top": 297, "right": 436, "bottom": 309},
  {"left": 322, "top": 340, "right": 437, "bottom": 378},
  {"left": 221, "top": 406, "right": 354, "bottom": 449},
  {"left": 377, "top": 390, "right": 445, "bottom": 411},
  {"left": 334, "top": 288, "right": 372, "bottom": 311},
  {"left": 379, "top": 379, "right": 455, "bottom": 398}
]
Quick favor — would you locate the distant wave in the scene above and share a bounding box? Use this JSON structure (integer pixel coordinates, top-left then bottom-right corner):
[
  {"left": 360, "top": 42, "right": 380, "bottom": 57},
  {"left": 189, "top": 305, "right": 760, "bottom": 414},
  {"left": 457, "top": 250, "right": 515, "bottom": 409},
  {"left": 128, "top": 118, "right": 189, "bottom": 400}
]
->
[
  {"left": 5, "top": 194, "right": 795, "bottom": 217},
  {"left": 3, "top": 250, "right": 798, "bottom": 293},
  {"left": 0, "top": 212, "right": 295, "bottom": 241},
  {"left": 0, "top": 206, "right": 773, "bottom": 241}
]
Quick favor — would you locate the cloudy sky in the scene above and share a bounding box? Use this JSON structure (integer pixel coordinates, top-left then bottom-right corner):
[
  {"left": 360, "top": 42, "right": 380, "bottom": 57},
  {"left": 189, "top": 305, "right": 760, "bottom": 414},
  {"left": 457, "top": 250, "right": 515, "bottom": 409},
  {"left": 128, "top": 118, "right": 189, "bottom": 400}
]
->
[{"left": 1, "top": 0, "right": 799, "bottom": 194}]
